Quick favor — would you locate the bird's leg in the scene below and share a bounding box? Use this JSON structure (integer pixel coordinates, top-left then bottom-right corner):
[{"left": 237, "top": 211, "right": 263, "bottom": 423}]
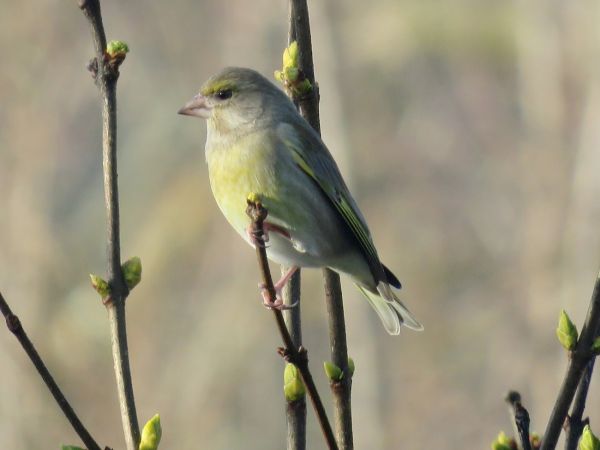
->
[
  {"left": 260, "top": 265, "right": 299, "bottom": 310},
  {"left": 246, "top": 221, "right": 291, "bottom": 248}
]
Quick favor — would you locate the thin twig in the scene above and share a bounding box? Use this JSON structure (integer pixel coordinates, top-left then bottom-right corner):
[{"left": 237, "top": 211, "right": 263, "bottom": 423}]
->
[
  {"left": 289, "top": 1, "right": 354, "bottom": 447},
  {"left": 0, "top": 292, "right": 106, "bottom": 450},
  {"left": 324, "top": 270, "right": 353, "bottom": 450},
  {"left": 563, "top": 360, "right": 594, "bottom": 450},
  {"left": 282, "top": 267, "right": 306, "bottom": 450},
  {"left": 283, "top": 9, "right": 307, "bottom": 450},
  {"left": 505, "top": 391, "right": 532, "bottom": 450},
  {"left": 540, "top": 273, "right": 600, "bottom": 450},
  {"left": 246, "top": 200, "right": 338, "bottom": 450},
  {"left": 289, "top": 0, "right": 320, "bottom": 132},
  {"left": 77, "top": 1, "right": 140, "bottom": 449}
]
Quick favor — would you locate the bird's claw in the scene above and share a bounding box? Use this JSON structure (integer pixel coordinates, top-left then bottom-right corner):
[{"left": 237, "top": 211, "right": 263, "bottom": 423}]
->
[
  {"left": 247, "top": 226, "right": 270, "bottom": 248},
  {"left": 259, "top": 283, "right": 299, "bottom": 310}
]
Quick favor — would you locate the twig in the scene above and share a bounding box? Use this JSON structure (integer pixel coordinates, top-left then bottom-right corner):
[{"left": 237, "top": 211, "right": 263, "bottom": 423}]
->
[
  {"left": 283, "top": 9, "right": 307, "bottom": 450},
  {"left": 563, "top": 360, "right": 594, "bottom": 450},
  {"left": 324, "top": 270, "right": 353, "bottom": 449},
  {"left": 288, "top": 0, "right": 320, "bottom": 132},
  {"left": 540, "top": 273, "right": 600, "bottom": 450},
  {"left": 77, "top": 1, "right": 140, "bottom": 449},
  {"left": 282, "top": 267, "right": 306, "bottom": 450},
  {"left": 246, "top": 200, "right": 338, "bottom": 450},
  {"left": 0, "top": 292, "right": 106, "bottom": 450},
  {"left": 505, "top": 391, "right": 532, "bottom": 450},
  {"left": 289, "top": 1, "right": 354, "bottom": 447}
]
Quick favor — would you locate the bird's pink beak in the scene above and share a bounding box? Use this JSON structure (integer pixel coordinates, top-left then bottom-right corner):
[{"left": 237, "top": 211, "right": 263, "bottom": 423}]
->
[{"left": 178, "top": 94, "right": 212, "bottom": 119}]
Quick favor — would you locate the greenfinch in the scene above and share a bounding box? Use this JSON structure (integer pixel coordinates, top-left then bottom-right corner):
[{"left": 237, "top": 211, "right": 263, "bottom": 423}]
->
[{"left": 179, "top": 67, "right": 422, "bottom": 334}]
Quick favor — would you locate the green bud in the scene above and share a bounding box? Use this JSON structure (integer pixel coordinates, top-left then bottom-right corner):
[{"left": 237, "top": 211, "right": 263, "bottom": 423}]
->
[
  {"left": 90, "top": 274, "right": 110, "bottom": 299},
  {"left": 297, "top": 79, "right": 313, "bottom": 95},
  {"left": 283, "top": 41, "right": 299, "bottom": 69},
  {"left": 347, "top": 357, "right": 355, "bottom": 377},
  {"left": 61, "top": 446, "right": 85, "bottom": 450},
  {"left": 324, "top": 361, "right": 343, "bottom": 381},
  {"left": 246, "top": 192, "right": 262, "bottom": 205},
  {"left": 530, "top": 432, "right": 541, "bottom": 448},
  {"left": 274, "top": 70, "right": 284, "bottom": 82},
  {"left": 579, "top": 425, "right": 600, "bottom": 450},
  {"left": 106, "top": 40, "right": 130, "bottom": 57},
  {"left": 284, "top": 66, "right": 299, "bottom": 83},
  {"left": 122, "top": 256, "right": 142, "bottom": 290},
  {"left": 491, "top": 431, "right": 513, "bottom": 450},
  {"left": 139, "top": 413, "right": 162, "bottom": 450},
  {"left": 556, "top": 309, "right": 578, "bottom": 350},
  {"left": 592, "top": 337, "right": 600, "bottom": 354},
  {"left": 283, "top": 363, "right": 305, "bottom": 402}
]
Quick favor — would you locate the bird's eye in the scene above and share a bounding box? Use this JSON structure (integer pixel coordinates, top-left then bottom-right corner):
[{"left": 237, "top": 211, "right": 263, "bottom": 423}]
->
[{"left": 215, "top": 89, "right": 233, "bottom": 100}]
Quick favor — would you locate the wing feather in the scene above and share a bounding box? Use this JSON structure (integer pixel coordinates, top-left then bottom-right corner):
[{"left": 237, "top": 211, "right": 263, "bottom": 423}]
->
[{"left": 277, "top": 122, "right": 387, "bottom": 286}]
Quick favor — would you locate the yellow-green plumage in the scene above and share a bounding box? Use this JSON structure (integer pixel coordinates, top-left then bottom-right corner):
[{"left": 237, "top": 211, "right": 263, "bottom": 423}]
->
[{"left": 179, "top": 67, "right": 422, "bottom": 334}]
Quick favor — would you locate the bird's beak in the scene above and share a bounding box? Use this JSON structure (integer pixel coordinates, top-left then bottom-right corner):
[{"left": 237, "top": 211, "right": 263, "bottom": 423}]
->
[{"left": 178, "top": 94, "right": 212, "bottom": 118}]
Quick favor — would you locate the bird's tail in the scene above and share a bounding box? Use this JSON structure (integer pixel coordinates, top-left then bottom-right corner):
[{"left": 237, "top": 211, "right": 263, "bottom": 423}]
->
[{"left": 356, "top": 282, "right": 423, "bottom": 335}]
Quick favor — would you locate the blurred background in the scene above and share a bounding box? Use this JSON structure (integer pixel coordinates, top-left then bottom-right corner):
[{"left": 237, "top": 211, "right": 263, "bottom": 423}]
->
[{"left": 1, "top": 0, "right": 600, "bottom": 448}]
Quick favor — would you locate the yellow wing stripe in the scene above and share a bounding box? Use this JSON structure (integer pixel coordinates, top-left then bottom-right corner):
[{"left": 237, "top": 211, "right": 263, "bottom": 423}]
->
[{"left": 289, "top": 147, "right": 380, "bottom": 266}]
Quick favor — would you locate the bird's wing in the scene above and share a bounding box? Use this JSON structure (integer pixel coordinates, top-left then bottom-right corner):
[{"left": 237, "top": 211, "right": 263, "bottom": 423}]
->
[{"left": 277, "top": 122, "right": 388, "bottom": 287}]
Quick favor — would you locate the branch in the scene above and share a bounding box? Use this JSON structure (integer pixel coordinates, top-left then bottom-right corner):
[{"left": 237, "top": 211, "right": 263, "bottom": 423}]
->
[
  {"left": 324, "top": 270, "right": 353, "bottom": 449},
  {"left": 540, "top": 273, "right": 600, "bottom": 450},
  {"left": 505, "top": 391, "right": 532, "bottom": 450},
  {"left": 0, "top": 292, "right": 106, "bottom": 450},
  {"left": 77, "top": 1, "right": 140, "bottom": 449},
  {"left": 282, "top": 267, "right": 306, "bottom": 450},
  {"left": 246, "top": 200, "right": 338, "bottom": 450},
  {"left": 288, "top": 0, "right": 320, "bottom": 132},
  {"left": 288, "top": 1, "right": 354, "bottom": 447},
  {"left": 563, "top": 360, "right": 594, "bottom": 450},
  {"left": 282, "top": 9, "right": 307, "bottom": 450}
]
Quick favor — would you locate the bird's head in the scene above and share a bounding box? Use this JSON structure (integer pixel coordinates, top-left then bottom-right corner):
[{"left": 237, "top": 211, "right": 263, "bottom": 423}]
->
[{"left": 178, "top": 67, "right": 291, "bottom": 133}]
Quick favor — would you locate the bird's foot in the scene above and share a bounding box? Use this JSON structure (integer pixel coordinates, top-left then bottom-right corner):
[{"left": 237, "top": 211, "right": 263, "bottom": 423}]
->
[
  {"left": 258, "top": 266, "right": 299, "bottom": 310},
  {"left": 246, "top": 222, "right": 292, "bottom": 248},
  {"left": 259, "top": 284, "right": 298, "bottom": 310}
]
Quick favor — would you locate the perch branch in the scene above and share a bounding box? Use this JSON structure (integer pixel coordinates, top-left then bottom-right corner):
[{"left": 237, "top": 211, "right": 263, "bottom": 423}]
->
[
  {"left": 0, "top": 292, "right": 105, "bottom": 450},
  {"left": 77, "top": 1, "right": 140, "bottom": 449},
  {"left": 246, "top": 200, "right": 338, "bottom": 450}
]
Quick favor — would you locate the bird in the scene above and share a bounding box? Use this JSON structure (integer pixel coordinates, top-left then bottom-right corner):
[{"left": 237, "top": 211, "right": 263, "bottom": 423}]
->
[{"left": 178, "top": 67, "right": 422, "bottom": 335}]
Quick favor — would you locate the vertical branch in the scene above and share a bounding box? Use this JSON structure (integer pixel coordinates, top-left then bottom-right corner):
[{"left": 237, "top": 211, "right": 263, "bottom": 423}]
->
[
  {"left": 324, "top": 271, "right": 353, "bottom": 449},
  {"left": 282, "top": 8, "right": 307, "bottom": 450},
  {"left": 0, "top": 292, "right": 105, "bottom": 450},
  {"left": 288, "top": 1, "right": 354, "bottom": 448},
  {"left": 282, "top": 268, "right": 306, "bottom": 450},
  {"left": 540, "top": 274, "right": 600, "bottom": 450},
  {"left": 77, "top": 1, "right": 140, "bottom": 449}
]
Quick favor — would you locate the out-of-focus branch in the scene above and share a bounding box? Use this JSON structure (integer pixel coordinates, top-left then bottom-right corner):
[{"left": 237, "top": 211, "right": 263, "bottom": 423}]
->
[
  {"left": 282, "top": 9, "right": 307, "bottom": 450},
  {"left": 0, "top": 291, "right": 106, "bottom": 450},
  {"left": 540, "top": 274, "right": 600, "bottom": 450},
  {"left": 246, "top": 200, "right": 338, "bottom": 450},
  {"left": 505, "top": 391, "right": 532, "bottom": 450},
  {"left": 288, "top": 0, "right": 320, "bottom": 132},
  {"left": 563, "top": 360, "right": 594, "bottom": 450},
  {"left": 282, "top": 267, "right": 306, "bottom": 450},
  {"left": 77, "top": 1, "right": 140, "bottom": 449},
  {"left": 288, "top": 1, "right": 353, "bottom": 448},
  {"left": 324, "top": 271, "right": 353, "bottom": 450}
]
